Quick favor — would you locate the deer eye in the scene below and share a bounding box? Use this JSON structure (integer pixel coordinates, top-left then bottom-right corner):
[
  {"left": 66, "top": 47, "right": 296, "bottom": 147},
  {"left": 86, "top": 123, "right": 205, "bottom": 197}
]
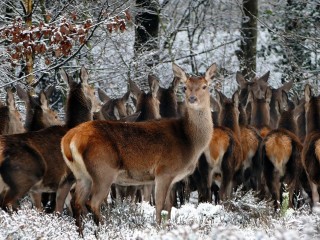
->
[
  {"left": 202, "top": 85, "right": 207, "bottom": 90},
  {"left": 183, "top": 86, "right": 187, "bottom": 92}
]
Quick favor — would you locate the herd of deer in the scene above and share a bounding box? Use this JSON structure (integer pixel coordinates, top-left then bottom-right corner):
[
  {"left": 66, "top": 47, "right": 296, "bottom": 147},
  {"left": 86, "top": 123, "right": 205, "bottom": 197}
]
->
[{"left": 0, "top": 63, "right": 320, "bottom": 235}]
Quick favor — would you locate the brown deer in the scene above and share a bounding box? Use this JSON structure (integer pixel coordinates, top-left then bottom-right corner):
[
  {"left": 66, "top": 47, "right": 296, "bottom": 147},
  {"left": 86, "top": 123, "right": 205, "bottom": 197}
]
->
[
  {"left": 247, "top": 87, "right": 273, "bottom": 138},
  {"left": 0, "top": 67, "right": 98, "bottom": 213},
  {"left": 261, "top": 91, "right": 303, "bottom": 210},
  {"left": 16, "top": 85, "right": 63, "bottom": 212},
  {"left": 109, "top": 76, "right": 161, "bottom": 204},
  {"left": 301, "top": 84, "right": 320, "bottom": 207},
  {"left": 268, "top": 81, "right": 293, "bottom": 129},
  {"left": 94, "top": 88, "right": 130, "bottom": 121},
  {"left": 0, "top": 88, "right": 25, "bottom": 135},
  {"left": 16, "top": 85, "right": 60, "bottom": 132},
  {"left": 61, "top": 62, "right": 216, "bottom": 233},
  {"left": 236, "top": 71, "right": 270, "bottom": 124},
  {"left": 204, "top": 91, "right": 243, "bottom": 202}
]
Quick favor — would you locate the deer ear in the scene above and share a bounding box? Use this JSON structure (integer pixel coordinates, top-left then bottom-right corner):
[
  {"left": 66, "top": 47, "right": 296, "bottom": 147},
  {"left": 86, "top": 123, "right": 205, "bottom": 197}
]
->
[
  {"left": 274, "top": 100, "right": 281, "bottom": 117},
  {"left": 6, "top": 88, "right": 16, "bottom": 111},
  {"left": 129, "top": 79, "right": 142, "bottom": 98},
  {"left": 80, "top": 66, "right": 89, "bottom": 85},
  {"left": 236, "top": 71, "right": 247, "bottom": 88},
  {"left": 265, "top": 88, "right": 272, "bottom": 103},
  {"left": 210, "top": 95, "right": 219, "bottom": 112},
  {"left": 60, "top": 69, "right": 73, "bottom": 85},
  {"left": 281, "top": 80, "right": 293, "bottom": 92},
  {"left": 205, "top": 63, "right": 217, "bottom": 84},
  {"left": 113, "top": 107, "right": 120, "bottom": 120},
  {"left": 148, "top": 75, "right": 160, "bottom": 98},
  {"left": 172, "top": 63, "right": 188, "bottom": 83},
  {"left": 246, "top": 90, "right": 254, "bottom": 106},
  {"left": 122, "top": 91, "right": 131, "bottom": 103},
  {"left": 281, "top": 90, "right": 288, "bottom": 109},
  {"left": 214, "top": 90, "right": 223, "bottom": 110},
  {"left": 232, "top": 90, "right": 239, "bottom": 107},
  {"left": 45, "top": 85, "right": 55, "bottom": 99},
  {"left": 16, "top": 85, "right": 28, "bottom": 102},
  {"left": 304, "top": 84, "right": 312, "bottom": 103},
  {"left": 39, "top": 91, "right": 49, "bottom": 110},
  {"left": 259, "top": 71, "right": 270, "bottom": 82},
  {"left": 172, "top": 77, "right": 180, "bottom": 93},
  {"left": 98, "top": 88, "right": 111, "bottom": 103}
]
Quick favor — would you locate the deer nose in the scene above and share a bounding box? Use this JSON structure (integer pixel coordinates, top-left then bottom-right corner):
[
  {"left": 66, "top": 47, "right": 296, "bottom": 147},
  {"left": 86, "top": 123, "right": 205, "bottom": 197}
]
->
[{"left": 188, "top": 96, "right": 197, "bottom": 103}]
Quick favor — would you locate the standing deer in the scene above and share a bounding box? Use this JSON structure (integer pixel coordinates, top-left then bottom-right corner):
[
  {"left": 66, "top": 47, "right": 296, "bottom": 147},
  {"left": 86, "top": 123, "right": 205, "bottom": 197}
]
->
[
  {"left": 16, "top": 85, "right": 62, "bottom": 212},
  {"left": 261, "top": 91, "right": 303, "bottom": 210},
  {"left": 0, "top": 88, "right": 25, "bottom": 135},
  {"left": 205, "top": 91, "right": 243, "bottom": 201},
  {"left": 0, "top": 67, "right": 99, "bottom": 213},
  {"left": 61, "top": 62, "right": 216, "bottom": 233},
  {"left": 301, "top": 84, "right": 320, "bottom": 207},
  {"left": 16, "top": 85, "right": 59, "bottom": 132},
  {"left": 247, "top": 87, "right": 273, "bottom": 138},
  {"left": 94, "top": 88, "right": 130, "bottom": 121}
]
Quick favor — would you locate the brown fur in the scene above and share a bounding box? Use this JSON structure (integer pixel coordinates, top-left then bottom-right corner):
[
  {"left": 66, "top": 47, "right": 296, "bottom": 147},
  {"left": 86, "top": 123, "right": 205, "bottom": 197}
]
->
[
  {"left": 262, "top": 129, "right": 303, "bottom": 210},
  {"left": 0, "top": 67, "right": 97, "bottom": 213},
  {"left": 302, "top": 84, "right": 320, "bottom": 206},
  {"left": 0, "top": 89, "right": 25, "bottom": 135},
  {"left": 61, "top": 63, "right": 216, "bottom": 233}
]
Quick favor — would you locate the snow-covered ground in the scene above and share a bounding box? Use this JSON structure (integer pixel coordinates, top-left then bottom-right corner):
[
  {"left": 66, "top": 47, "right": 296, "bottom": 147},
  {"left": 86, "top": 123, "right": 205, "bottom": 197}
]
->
[{"left": 1, "top": 190, "right": 319, "bottom": 240}]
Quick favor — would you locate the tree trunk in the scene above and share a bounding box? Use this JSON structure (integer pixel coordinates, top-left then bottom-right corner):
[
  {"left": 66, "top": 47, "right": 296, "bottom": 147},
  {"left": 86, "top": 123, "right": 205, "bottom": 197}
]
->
[
  {"left": 237, "top": 0, "right": 258, "bottom": 79},
  {"left": 24, "top": 0, "right": 35, "bottom": 85},
  {"left": 134, "top": 0, "right": 160, "bottom": 87}
]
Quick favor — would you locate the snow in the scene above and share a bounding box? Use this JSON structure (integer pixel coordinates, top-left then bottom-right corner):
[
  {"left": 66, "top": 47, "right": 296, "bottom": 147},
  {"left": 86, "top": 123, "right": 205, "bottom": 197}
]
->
[{"left": 1, "top": 191, "right": 319, "bottom": 239}]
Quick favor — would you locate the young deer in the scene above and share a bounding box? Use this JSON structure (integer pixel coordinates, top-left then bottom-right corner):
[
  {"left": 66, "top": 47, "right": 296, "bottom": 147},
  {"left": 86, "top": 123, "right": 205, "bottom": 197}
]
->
[
  {"left": 301, "top": 85, "right": 320, "bottom": 207},
  {"left": 94, "top": 88, "right": 130, "bottom": 121},
  {"left": 0, "top": 67, "right": 98, "bottom": 213},
  {"left": 204, "top": 91, "right": 243, "bottom": 202},
  {"left": 236, "top": 71, "right": 270, "bottom": 124},
  {"left": 261, "top": 91, "right": 303, "bottom": 210},
  {"left": 247, "top": 87, "right": 273, "bottom": 138},
  {"left": 16, "top": 85, "right": 60, "bottom": 132},
  {"left": 0, "top": 88, "right": 25, "bottom": 135},
  {"left": 61, "top": 63, "right": 216, "bottom": 233}
]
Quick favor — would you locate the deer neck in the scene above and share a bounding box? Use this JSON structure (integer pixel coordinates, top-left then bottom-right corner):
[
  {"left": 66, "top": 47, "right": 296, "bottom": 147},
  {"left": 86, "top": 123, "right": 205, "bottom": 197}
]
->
[
  {"left": 278, "top": 110, "right": 297, "bottom": 133},
  {"left": 183, "top": 104, "right": 213, "bottom": 150}
]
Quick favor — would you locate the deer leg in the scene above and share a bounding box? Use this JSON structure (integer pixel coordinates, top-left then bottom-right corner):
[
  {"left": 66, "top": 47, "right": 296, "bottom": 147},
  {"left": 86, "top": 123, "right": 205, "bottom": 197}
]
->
[
  {"left": 154, "top": 175, "right": 173, "bottom": 224},
  {"left": 73, "top": 177, "right": 92, "bottom": 234},
  {"left": 55, "top": 181, "right": 74, "bottom": 213},
  {"left": 310, "top": 181, "right": 320, "bottom": 207},
  {"left": 30, "top": 192, "right": 43, "bottom": 210},
  {"left": 219, "top": 171, "right": 233, "bottom": 201}
]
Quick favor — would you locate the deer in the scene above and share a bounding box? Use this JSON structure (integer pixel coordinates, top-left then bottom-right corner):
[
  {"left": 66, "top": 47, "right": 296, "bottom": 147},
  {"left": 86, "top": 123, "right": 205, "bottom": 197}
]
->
[
  {"left": 246, "top": 87, "right": 273, "bottom": 138},
  {"left": 0, "top": 88, "right": 25, "bottom": 135},
  {"left": 94, "top": 88, "right": 130, "bottom": 121},
  {"left": 61, "top": 62, "right": 216, "bottom": 234},
  {"left": 107, "top": 76, "right": 161, "bottom": 205},
  {"left": 0, "top": 67, "right": 99, "bottom": 213},
  {"left": 301, "top": 84, "right": 320, "bottom": 208},
  {"left": 16, "top": 85, "right": 60, "bottom": 132},
  {"left": 203, "top": 91, "right": 243, "bottom": 202},
  {"left": 261, "top": 91, "right": 303, "bottom": 211},
  {"left": 236, "top": 71, "right": 270, "bottom": 124},
  {"left": 15, "top": 85, "right": 62, "bottom": 212}
]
